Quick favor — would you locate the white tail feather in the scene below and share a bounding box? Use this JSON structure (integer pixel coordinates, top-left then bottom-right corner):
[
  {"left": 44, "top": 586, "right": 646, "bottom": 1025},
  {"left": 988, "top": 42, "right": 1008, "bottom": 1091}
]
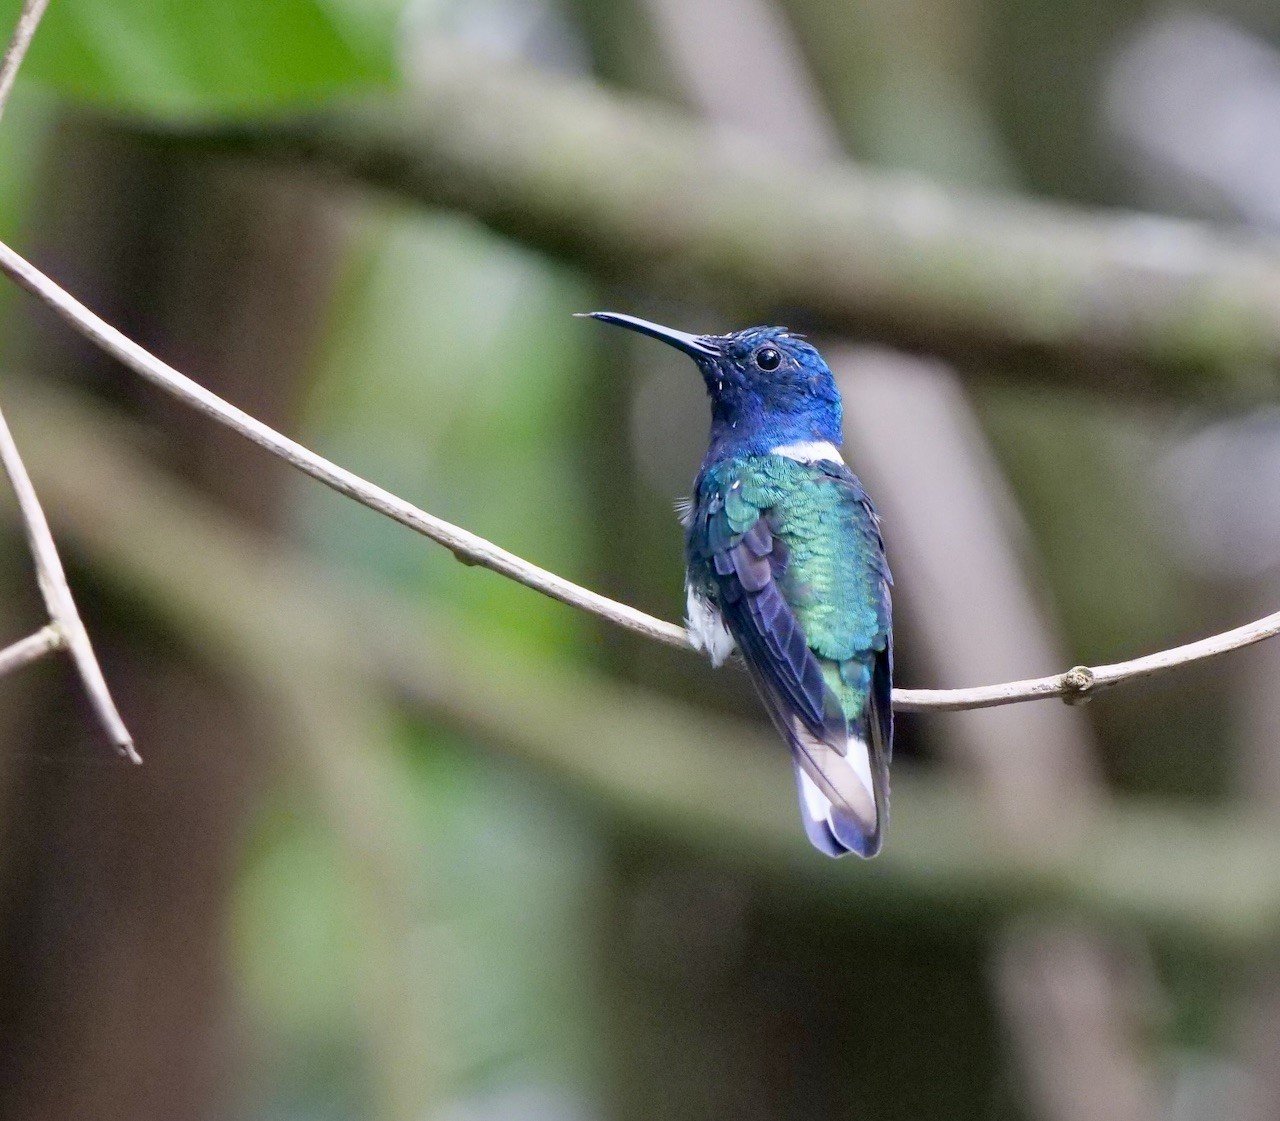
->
[{"left": 792, "top": 725, "right": 881, "bottom": 857}]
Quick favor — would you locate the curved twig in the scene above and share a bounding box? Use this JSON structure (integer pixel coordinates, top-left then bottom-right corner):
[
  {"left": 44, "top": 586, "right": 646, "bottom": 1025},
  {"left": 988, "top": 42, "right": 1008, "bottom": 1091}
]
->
[
  {"left": 0, "top": 238, "right": 1276, "bottom": 713},
  {"left": 0, "top": 238, "right": 685, "bottom": 651},
  {"left": 0, "top": 0, "right": 48, "bottom": 125},
  {"left": 0, "top": 622, "right": 63, "bottom": 675},
  {"left": 892, "top": 606, "right": 1280, "bottom": 710}
]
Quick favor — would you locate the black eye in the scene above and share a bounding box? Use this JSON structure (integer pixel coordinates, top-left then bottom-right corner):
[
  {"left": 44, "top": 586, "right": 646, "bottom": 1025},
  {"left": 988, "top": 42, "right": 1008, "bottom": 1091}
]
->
[{"left": 755, "top": 346, "right": 782, "bottom": 371}]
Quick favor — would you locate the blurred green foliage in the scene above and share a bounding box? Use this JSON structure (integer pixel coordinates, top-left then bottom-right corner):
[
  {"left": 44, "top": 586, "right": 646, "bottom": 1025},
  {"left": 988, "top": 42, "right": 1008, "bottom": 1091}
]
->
[
  {"left": 236, "top": 199, "right": 607, "bottom": 1115},
  {"left": 235, "top": 731, "right": 604, "bottom": 1118},
  {"left": 297, "top": 207, "right": 599, "bottom": 661},
  {"left": 0, "top": 98, "right": 45, "bottom": 229},
  {"left": 2, "top": 0, "right": 396, "bottom": 117}
]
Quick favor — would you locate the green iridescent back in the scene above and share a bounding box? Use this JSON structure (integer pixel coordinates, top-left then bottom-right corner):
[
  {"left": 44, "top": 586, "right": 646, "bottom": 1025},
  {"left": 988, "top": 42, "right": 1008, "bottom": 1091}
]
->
[{"left": 686, "top": 454, "right": 891, "bottom": 723}]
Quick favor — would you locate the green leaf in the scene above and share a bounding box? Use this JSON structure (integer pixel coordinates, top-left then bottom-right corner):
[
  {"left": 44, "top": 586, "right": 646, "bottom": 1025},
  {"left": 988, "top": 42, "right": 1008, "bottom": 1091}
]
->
[{"left": 7, "top": 0, "right": 397, "bottom": 119}]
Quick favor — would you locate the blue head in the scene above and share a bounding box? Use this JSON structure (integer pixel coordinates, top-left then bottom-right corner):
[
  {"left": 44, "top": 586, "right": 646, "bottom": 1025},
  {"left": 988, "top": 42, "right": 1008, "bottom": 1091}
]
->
[{"left": 581, "top": 312, "right": 842, "bottom": 465}]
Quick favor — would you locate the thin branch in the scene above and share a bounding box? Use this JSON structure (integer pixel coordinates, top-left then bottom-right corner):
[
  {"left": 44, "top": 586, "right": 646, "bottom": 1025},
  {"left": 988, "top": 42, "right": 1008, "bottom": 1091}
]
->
[
  {"left": 0, "top": 238, "right": 1278, "bottom": 714},
  {"left": 0, "top": 622, "right": 63, "bottom": 675},
  {"left": 0, "top": 403, "right": 137, "bottom": 758},
  {"left": 0, "top": 0, "right": 48, "bottom": 124},
  {"left": 0, "top": 238, "right": 683, "bottom": 650},
  {"left": 890, "top": 607, "right": 1280, "bottom": 711}
]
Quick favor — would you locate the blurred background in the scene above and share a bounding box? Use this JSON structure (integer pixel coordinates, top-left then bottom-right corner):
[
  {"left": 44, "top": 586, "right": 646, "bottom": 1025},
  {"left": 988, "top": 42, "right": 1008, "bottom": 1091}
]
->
[{"left": 1, "top": 0, "right": 1280, "bottom": 1118}]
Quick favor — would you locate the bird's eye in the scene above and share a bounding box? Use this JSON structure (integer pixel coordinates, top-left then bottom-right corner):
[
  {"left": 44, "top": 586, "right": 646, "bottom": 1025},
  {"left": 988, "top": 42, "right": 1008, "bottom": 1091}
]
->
[{"left": 755, "top": 346, "right": 782, "bottom": 371}]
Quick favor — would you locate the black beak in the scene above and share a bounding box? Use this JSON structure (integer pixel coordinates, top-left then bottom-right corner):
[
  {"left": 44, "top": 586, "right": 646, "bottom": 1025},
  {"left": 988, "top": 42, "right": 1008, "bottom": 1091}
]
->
[{"left": 577, "top": 311, "right": 720, "bottom": 358}]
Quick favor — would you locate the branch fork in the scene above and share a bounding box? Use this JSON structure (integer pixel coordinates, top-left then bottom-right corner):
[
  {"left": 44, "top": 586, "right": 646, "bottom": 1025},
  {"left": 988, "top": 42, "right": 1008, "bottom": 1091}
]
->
[{"left": 0, "top": 0, "right": 136, "bottom": 760}]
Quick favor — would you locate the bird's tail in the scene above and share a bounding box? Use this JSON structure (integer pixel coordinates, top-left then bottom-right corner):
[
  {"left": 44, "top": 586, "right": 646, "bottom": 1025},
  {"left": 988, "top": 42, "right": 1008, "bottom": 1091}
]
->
[
  {"left": 737, "top": 641, "right": 892, "bottom": 858},
  {"left": 791, "top": 715, "right": 889, "bottom": 858}
]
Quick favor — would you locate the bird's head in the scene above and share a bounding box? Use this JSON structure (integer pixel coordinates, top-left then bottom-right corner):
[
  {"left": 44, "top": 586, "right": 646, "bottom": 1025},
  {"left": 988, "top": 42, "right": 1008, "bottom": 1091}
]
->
[{"left": 580, "top": 312, "right": 842, "bottom": 460}]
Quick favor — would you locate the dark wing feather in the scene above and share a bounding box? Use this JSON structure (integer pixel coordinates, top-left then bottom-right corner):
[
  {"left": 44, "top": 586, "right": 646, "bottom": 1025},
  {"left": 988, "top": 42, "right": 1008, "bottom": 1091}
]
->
[{"left": 725, "top": 519, "right": 828, "bottom": 735}]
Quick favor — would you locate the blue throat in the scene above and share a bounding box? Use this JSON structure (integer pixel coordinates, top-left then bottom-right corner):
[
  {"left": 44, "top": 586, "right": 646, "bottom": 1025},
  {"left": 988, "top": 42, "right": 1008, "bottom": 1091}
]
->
[{"left": 703, "top": 386, "right": 843, "bottom": 467}]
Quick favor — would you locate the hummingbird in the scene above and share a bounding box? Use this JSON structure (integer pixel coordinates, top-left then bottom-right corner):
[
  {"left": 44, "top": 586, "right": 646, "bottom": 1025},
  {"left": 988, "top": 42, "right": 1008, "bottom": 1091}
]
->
[{"left": 582, "top": 312, "right": 893, "bottom": 857}]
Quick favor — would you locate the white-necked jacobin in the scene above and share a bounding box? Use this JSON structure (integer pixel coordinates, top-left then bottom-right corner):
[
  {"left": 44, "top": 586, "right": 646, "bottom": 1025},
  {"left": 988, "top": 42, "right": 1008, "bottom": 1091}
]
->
[{"left": 583, "top": 312, "right": 894, "bottom": 857}]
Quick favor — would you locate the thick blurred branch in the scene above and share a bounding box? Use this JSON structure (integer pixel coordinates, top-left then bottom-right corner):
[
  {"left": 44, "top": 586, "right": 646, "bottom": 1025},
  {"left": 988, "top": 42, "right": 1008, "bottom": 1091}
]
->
[
  {"left": 161, "top": 40, "right": 1280, "bottom": 385},
  {"left": 641, "top": 2, "right": 1155, "bottom": 1112},
  {"left": 14, "top": 375, "right": 1280, "bottom": 953},
  {"left": 994, "top": 925, "right": 1162, "bottom": 1121},
  {"left": 4, "top": 239, "right": 1280, "bottom": 717}
]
